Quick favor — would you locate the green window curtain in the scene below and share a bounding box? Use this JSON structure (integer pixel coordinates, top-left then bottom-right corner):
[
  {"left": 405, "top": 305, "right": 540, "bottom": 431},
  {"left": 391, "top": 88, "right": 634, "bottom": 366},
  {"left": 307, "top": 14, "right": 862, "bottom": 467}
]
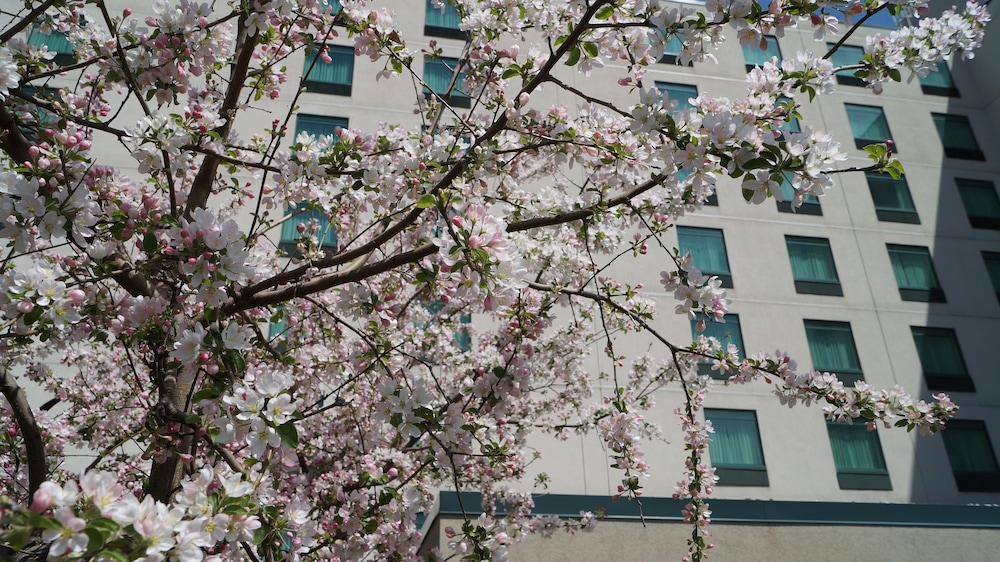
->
[
  {"left": 932, "top": 113, "right": 981, "bottom": 152},
  {"left": 321, "top": 0, "right": 342, "bottom": 14},
  {"left": 677, "top": 227, "right": 730, "bottom": 276},
  {"left": 425, "top": 0, "right": 461, "bottom": 29},
  {"left": 845, "top": 104, "right": 891, "bottom": 143},
  {"left": 887, "top": 245, "right": 940, "bottom": 290},
  {"left": 304, "top": 45, "right": 354, "bottom": 85},
  {"left": 27, "top": 28, "right": 73, "bottom": 55},
  {"left": 778, "top": 174, "right": 817, "bottom": 203},
  {"left": 295, "top": 114, "right": 348, "bottom": 140},
  {"left": 956, "top": 179, "right": 1000, "bottom": 220},
  {"left": 866, "top": 173, "right": 916, "bottom": 212},
  {"left": 705, "top": 409, "right": 765, "bottom": 468},
  {"left": 742, "top": 35, "right": 781, "bottom": 67},
  {"left": 942, "top": 421, "right": 1000, "bottom": 474},
  {"left": 281, "top": 204, "right": 338, "bottom": 250},
  {"left": 826, "top": 422, "right": 887, "bottom": 473},
  {"left": 828, "top": 43, "right": 863, "bottom": 79},
  {"left": 423, "top": 56, "right": 468, "bottom": 99},
  {"left": 984, "top": 252, "right": 1000, "bottom": 293},
  {"left": 786, "top": 236, "right": 839, "bottom": 283},
  {"left": 910, "top": 327, "right": 967, "bottom": 378},
  {"left": 664, "top": 33, "right": 684, "bottom": 57},
  {"left": 919, "top": 61, "right": 955, "bottom": 89},
  {"left": 655, "top": 82, "right": 698, "bottom": 113},
  {"left": 691, "top": 315, "right": 744, "bottom": 358},
  {"left": 805, "top": 321, "right": 861, "bottom": 373}
]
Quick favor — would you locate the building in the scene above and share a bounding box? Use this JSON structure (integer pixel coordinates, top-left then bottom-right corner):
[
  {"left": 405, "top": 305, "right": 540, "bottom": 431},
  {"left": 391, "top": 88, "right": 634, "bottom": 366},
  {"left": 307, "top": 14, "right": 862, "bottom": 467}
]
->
[{"left": 12, "top": 0, "right": 1000, "bottom": 559}]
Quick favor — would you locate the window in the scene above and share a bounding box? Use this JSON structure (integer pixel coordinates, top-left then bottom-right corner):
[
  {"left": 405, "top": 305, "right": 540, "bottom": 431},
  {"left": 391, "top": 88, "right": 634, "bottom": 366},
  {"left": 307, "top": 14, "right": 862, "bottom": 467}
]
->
[
  {"left": 279, "top": 204, "right": 338, "bottom": 255},
  {"left": 956, "top": 179, "right": 1000, "bottom": 230},
  {"left": 423, "top": 299, "right": 472, "bottom": 352},
  {"left": 911, "top": 327, "right": 974, "bottom": 392},
  {"left": 704, "top": 409, "right": 768, "bottom": 486},
  {"left": 28, "top": 26, "right": 75, "bottom": 66},
  {"left": 942, "top": 420, "right": 1000, "bottom": 492},
  {"left": 983, "top": 252, "right": 1000, "bottom": 303},
  {"left": 776, "top": 97, "right": 801, "bottom": 138},
  {"left": 742, "top": 35, "right": 780, "bottom": 72},
  {"left": 655, "top": 82, "right": 698, "bottom": 114},
  {"left": 805, "top": 321, "right": 863, "bottom": 386},
  {"left": 17, "top": 85, "right": 61, "bottom": 133},
  {"left": 919, "top": 61, "right": 959, "bottom": 97},
  {"left": 932, "top": 113, "right": 985, "bottom": 161},
  {"left": 303, "top": 44, "right": 354, "bottom": 96},
  {"left": 295, "top": 114, "right": 348, "bottom": 141},
  {"left": 678, "top": 168, "right": 716, "bottom": 206},
  {"left": 690, "top": 315, "right": 745, "bottom": 379},
  {"left": 786, "top": 236, "right": 842, "bottom": 296},
  {"left": 657, "top": 32, "right": 691, "bottom": 66},
  {"left": 845, "top": 104, "right": 893, "bottom": 150},
  {"left": 826, "top": 421, "right": 891, "bottom": 490},
  {"left": 887, "top": 244, "right": 945, "bottom": 303},
  {"left": 866, "top": 173, "right": 919, "bottom": 224},
  {"left": 776, "top": 173, "right": 820, "bottom": 215},
  {"left": 321, "top": 0, "right": 342, "bottom": 14},
  {"left": 828, "top": 43, "right": 866, "bottom": 87},
  {"left": 677, "top": 227, "right": 732, "bottom": 287},
  {"left": 425, "top": 0, "right": 465, "bottom": 39},
  {"left": 423, "top": 56, "right": 470, "bottom": 108}
]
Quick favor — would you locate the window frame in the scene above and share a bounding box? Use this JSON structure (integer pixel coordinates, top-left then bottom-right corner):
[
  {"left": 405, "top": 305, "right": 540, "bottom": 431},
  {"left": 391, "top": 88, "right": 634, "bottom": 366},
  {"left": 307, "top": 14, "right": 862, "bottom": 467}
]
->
[
  {"left": 424, "top": 0, "right": 466, "bottom": 40},
  {"left": 691, "top": 315, "right": 745, "bottom": 379},
  {"left": 676, "top": 226, "right": 732, "bottom": 288},
  {"left": 704, "top": 409, "right": 769, "bottom": 486},
  {"left": 303, "top": 44, "right": 355, "bottom": 96},
  {"left": 932, "top": 113, "right": 985, "bottom": 161},
  {"left": 886, "top": 244, "right": 946, "bottom": 303},
  {"left": 919, "top": 61, "right": 960, "bottom": 97},
  {"left": 423, "top": 55, "right": 471, "bottom": 108},
  {"left": 828, "top": 43, "right": 867, "bottom": 87},
  {"left": 866, "top": 172, "right": 919, "bottom": 224},
  {"left": 845, "top": 104, "right": 894, "bottom": 150},
  {"left": 910, "top": 326, "right": 974, "bottom": 392},
  {"left": 776, "top": 172, "right": 821, "bottom": 215},
  {"left": 826, "top": 420, "right": 891, "bottom": 490},
  {"left": 956, "top": 178, "right": 1000, "bottom": 230},
  {"left": 983, "top": 251, "right": 1000, "bottom": 304},
  {"left": 657, "top": 32, "right": 692, "bottom": 66},
  {"left": 804, "top": 320, "right": 864, "bottom": 386},
  {"left": 655, "top": 81, "right": 698, "bottom": 114},
  {"left": 785, "top": 236, "right": 843, "bottom": 296},
  {"left": 942, "top": 420, "right": 1000, "bottom": 493}
]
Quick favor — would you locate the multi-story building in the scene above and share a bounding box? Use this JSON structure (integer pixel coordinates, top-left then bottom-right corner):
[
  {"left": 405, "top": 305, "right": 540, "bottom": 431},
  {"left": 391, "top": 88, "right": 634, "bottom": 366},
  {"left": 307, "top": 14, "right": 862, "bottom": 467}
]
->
[{"left": 13, "top": 0, "right": 1000, "bottom": 559}]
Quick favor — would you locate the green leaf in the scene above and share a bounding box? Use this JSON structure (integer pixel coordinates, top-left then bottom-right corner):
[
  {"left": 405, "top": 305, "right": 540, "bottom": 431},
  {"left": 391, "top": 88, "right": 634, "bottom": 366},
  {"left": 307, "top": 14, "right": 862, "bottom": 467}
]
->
[
  {"left": 276, "top": 421, "right": 299, "bottom": 448},
  {"left": 142, "top": 232, "right": 158, "bottom": 254},
  {"left": 742, "top": 157, "right": 771, "bottom": 170},
  {"left": 742, "top": 188, "right": 755, "bottom": 202},
  {"left": 415, "top": 193, "right": 437, "bottom": 208},
  {"left": 95, "top": 551, "right": 128, "bottom": 562},
  {"left": 565, "top": 46, "right": 581, "bottom": 67},
  {"left": 594, "top": 5, "right": 615, "bottom": 20},
  {"left": 582, "top": 42, "right": 599, "bottom": 59},
  {"left": 501, "top": 67, "right": 520, "bottom": 79},
  {"left": 888, "top": 68, "right": 902, "bottom": 82}
]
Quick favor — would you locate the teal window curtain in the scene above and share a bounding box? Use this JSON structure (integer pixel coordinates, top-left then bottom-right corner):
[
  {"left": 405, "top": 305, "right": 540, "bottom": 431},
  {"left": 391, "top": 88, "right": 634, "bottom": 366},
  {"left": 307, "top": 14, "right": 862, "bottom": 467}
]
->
[
  {"left": 942, "top": 421, "right": 1000, "bottom": 474},
  {"left": 887, "top": 245, "right": 940, "bottom": 290},
  {"left": 910, "top": 327, "right": 967, "bottom": 378},
  {"left": 705, "top": 409, "right": 765, "bottom": 468},
  {"left": 919, "top": 61, "right": 955, "bottom": 89},
  {"left": 828, "top": 43, "right": 863, "bottom": 79},
  {"left": 691, "top": 315, "right": 744, "bottom": 357},
  {"left": 778, "top": 174, "right": 817, "bottom": 203},
  {"left": 984, "top": 252, "right": 1000, "bottom": 293},
  {"left": 956, "top": 179, "right": 1000, "bottom": 220},
  {"left": 304, "top": 45, "right": 354, "bottom": 85},
  {"left": 655, "top": 82, "right": 698, "bottom": 113},
  {"left": 295, "top": 114, "right": 348, "bottom": 140},
  {"left": 826, "top": 422, "right": 887, "bottom": 473},
  {"left": 27, "top": 28, "right": 73, "bottom": 55},
  {"left": 321, "top": 0, "right": 342, "bottom": 14},
  {"left": 280, "top": 204, "right": 338, "bottom": 250},
  {"left": 742, "top": 35, "right": 781, "bottom": 67},
  {"left": 423, "top": 56, "right": 468, "bottom": 98},
  {"left": 786, "top": 236, "right": 839, "bottom": 283},
  {"left": 664, "top": 33, "right": 684, "bottom": 57},
  {"left": 425, "top": 0, "right": 461, "bottom": 29},
  {"left": 777, "top": 98, "right": 801, "bottom": 135},
  {"left": 932, "top": 113, "right": 981, "bottom": 152},
  {"left": 845, "top": 104, "right": 891, "bottom": 143},
  {"left": 805, "top": 321, "right": 861, "bottom": 374},
  {"left": 866, "top": 173, "right": 916, "bottom": 212},
  {"left": 677, "top": 227, "right": 730, "bottom": 276}
]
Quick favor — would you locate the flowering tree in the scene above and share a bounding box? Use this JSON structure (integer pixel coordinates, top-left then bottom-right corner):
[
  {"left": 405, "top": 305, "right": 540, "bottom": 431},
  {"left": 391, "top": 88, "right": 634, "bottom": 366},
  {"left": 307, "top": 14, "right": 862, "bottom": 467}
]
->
[{"left": 0, "top": 0, "right": 987, "bottom": 560}]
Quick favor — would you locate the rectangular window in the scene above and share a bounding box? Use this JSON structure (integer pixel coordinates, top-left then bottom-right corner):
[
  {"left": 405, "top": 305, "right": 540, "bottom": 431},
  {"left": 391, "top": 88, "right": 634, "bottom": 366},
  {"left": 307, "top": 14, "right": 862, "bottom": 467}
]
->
[
  {"left": 776, "top": 173, "right": 821, "bottom": 215},
  {"left": 423, "top": 299, "right": 472, "bottom": 352},
  {"left": 322, "top": 0, "right": 342, "bottom": 14},
  {"left": 956, "top": 178, "right": 1000, "bottom": 230},
  {"left": 655, "top": 82, "right": 698, "bottom": 114},
  {"left": 691, "top": 315, "right": 744, "bottom": 379},
  {"left": 828, "top": 43, "right": 866, "bottom": 87},
  {"left": 919, "top": 61, "right": 959, "bottom": 97},
  {"left": 424, "top": 56, "right": 470, "bottom": 108},
  {"left": 742, "top": 35, "right": 781, "bottom": 72},
  {"left": 657, "top": 32, "right": 691, "bottom": 66},
  {"left": 295, "top": 114, "right": 348, "bottom": 141},
  {"left": 28, "top": 27, "right": 75, "bottom": 66},
  {"left": 983, "top": 251, "right": 1000, "bottom": 303},
  {"left": 704, "top": 409, "right": 768, "bottom": 486},
  {"left": 777, "top": 97, "right": 801, "bottom": 138},
  {"left": 845, "top": 104, "right": 893, "bottom": 150},
  {"left": 678, "top": 168, "right": 716, "bottom": 206},
  {"left": 677, "top": 226, "right": 732, "bottom": 287},
  {"left": 786, "top": 236, "right": 842, "bottom": 296},
  {"left": 805, "top": 320, "right": 863, "bottom": 386},
  {"left": 826, "top": 421, "right": 891, "bottom": 490},
  {"left": 279, "top": 204, "right": 338, "bottom": 255},
  {"left": 303, "top": 44, "right": 354, "bottom": 96},
  {"left": 425, "top": 0, "right": 465, "bottom": 39},
  {"left": 866, "top": 172, "right": 919, "bottom": 224},
  {"left": 942, "top": 420, "right": 1000, "bottom": 492},
  {"left": 911, "top": 327, "right": 974, "bottom": 392},
  {"left": 932, "top": 113, "right": 985, "bottom": 161},
  {"left": 887, "top": 244, "right": 945, "bottom": 303}
]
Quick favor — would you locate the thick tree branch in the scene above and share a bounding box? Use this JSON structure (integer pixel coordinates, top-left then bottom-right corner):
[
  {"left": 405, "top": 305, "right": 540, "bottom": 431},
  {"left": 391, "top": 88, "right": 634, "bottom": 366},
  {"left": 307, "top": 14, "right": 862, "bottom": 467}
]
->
[
  {"left": 0, "top": 0, "right": 59, "bottom": 44},
  {"left": 0, "top": 105, "right": 34, "bottom": 166},
  {"left": 0, "top": 367, "right": 47, "bottom": 501}
]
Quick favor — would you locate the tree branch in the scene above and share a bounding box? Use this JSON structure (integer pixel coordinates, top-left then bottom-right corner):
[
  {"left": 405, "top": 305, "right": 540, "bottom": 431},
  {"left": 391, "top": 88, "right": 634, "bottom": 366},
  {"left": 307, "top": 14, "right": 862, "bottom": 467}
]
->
[{"left": 0, "top": 367, "right": 47, "bottom": 501}]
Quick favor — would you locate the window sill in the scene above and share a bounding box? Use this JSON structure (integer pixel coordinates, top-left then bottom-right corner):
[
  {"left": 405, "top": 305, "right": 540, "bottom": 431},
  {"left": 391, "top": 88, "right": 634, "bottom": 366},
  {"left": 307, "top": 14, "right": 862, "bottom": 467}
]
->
[
  {"left": 855, "top": 139, "right": 896, "bottom": 151},
  {"left": 875, "top": 209, "right": 920, "bottom": 224},
  {"left": 714, "top": 467, "right": 769, "bottom": 487},
  {"left": 968, "top": 216, "right": 1000, "bottom": 230},
  {"left": 662, "top": 55, "right": 693, "bottom": 66},
  {"left": 836, "top": 75, "right": 867, "bottom": 88},
  {"left": 899, "top": 288, "right": 946, "bottom": 303},
  {"left": 703, "top": 273, "right": 733, "bottom": 289},
  {"left": 794, "top": 280, "right": 843, "bottom": 297},
  {"left": 943, "top": 147, "right": 985, "bottom": 161},
  {"left": 925, "top": 374, "right": 976, "bottom": 393},
  {"left": 777, "top": 200, "right": 822, "bottom": 215},
  {"left": 954, "top": 472, "right": 1000, "bottom": 493},
  {"left": 424, "top": 92, "right": 471, "bottom": 108},
  {"left": 837, "top": 471, "right": 892, "bottom": 491},
  {"left": 303, "top": 82, "right": 352, "bottom": 96},
  {"left": 921, "top": 84, "right": 960, "bottom": 97},
  {"left": 424, "top": 25, "right": 468, "bottom": 40}
]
